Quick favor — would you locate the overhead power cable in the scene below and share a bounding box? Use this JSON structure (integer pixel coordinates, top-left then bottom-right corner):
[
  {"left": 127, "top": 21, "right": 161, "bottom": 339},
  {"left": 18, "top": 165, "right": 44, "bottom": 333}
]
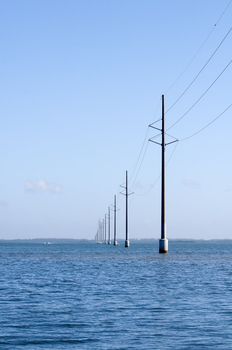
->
[
  {"left": 165, "top": 0, "right": 232, "bottom": 94},
  {"left": 167, "top": 57, "right": 232, "bottom": 130},
  {"left": 115, "top": 1, "right": 232, "bottom": 202},
  {"left": 129, "top": 127, "right": 149, "bottom": 182},
  {"left": 134, "top": 142, "right": 179, "bottom": 196},
  {"left": 128, "top": 96, "right": 161, "bottom": 184},
  {"left": 179, "top": 102, "right": 232, "bottom": 141},
  {"left": 166, "top": 24, "right": 232, "bottom": 114},
  {"left": 216, "top": 0, "right": 232, "bottom": 24},
  {"left": 131, "top": 140, "right": 149, "bottom": 189}
]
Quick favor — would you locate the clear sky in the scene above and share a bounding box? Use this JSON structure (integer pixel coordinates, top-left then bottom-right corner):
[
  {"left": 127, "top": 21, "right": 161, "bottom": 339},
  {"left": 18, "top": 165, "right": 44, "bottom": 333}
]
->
[{"left": 0, "top": 0, "right": 231, "bottom": 239}]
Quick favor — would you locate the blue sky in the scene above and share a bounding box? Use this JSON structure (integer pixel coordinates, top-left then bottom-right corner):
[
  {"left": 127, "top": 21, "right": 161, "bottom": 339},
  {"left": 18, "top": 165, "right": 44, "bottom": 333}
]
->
[{"left": 0, "top": 0, "right": 231, "bottom": 239}]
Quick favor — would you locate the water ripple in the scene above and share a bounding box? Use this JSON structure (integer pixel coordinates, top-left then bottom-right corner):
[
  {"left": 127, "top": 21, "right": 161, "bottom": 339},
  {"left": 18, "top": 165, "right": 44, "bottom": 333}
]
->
[{"left": 0, "top": 240, "right": 231, "bottom": 349}]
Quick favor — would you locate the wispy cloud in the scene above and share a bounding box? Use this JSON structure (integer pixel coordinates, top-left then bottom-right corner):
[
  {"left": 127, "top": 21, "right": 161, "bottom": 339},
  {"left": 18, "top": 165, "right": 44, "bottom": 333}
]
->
[{"left": 25, "top": 180, "right": 63, "bottom": 194}]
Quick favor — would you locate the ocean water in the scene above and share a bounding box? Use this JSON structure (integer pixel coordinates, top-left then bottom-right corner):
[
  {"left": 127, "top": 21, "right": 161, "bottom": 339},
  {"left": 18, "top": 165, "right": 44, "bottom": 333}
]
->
[{"left": 0, "top": 240, "right": 232, "bottom": 349}]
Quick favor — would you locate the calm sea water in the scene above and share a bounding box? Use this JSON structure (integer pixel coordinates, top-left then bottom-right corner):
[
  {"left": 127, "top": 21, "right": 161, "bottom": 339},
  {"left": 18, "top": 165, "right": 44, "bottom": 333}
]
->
[{"left": 0, "top": 240, "right": 232, "bottom": 349}]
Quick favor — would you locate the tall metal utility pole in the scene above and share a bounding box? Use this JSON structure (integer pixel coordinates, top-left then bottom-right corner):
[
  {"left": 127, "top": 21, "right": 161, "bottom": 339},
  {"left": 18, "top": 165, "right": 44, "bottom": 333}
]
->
[
  {"left": 102, "top": 218, "right": 105, "bottom": 243},
  {"left": 149, "top": 95, "right": 178, "bottom": 253},
  {"left": 99, "top": 220, "right": 103, "bottom": 243},
  {"left": 160, "top": 95, "right": 167, "bottom": 253},
  {"left": 120, "top": 171, "right": 133, "bottom": 248},
  {"left": 108, "top": 206, "right": 111, "bottom": 244},
  {"left": 113, "top": 195, "right": 118, "bottom": 246},
  {"left": 104, "top": 213, "right": 107, "bottom": 244},
  {"left": 96, "top": 220, "right": 100, "bottom": 243},
  {"left": 125, "top": 171, "right": 129, "bottom": 247}
]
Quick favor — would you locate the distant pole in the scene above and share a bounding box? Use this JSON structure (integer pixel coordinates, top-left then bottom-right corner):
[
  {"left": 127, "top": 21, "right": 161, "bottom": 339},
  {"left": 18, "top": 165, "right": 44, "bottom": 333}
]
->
[
  {"left": 104, "top": 213, "right": 107, "bottom": 244},
  {"left": 102, "top": 218, "right": 104, "bottom": 243},
  {"left": 125, "top": 171, "right": 129, "bottom": 247},
  {"left": 120, "top": 171, "right": 133, "bottom": 247},
  {"left": 108, "top": 206, "right": 111, "bottom": 244},
  {"left": 96, "top": 220, "right": 100, "bottom": 243},
  {"left": 113, "top": 194, "right": 118, "bottom": 246},
  {"left": 159, "top": 95, "right": 168, "bottom": 253},
  {"left": 99, "top": 220, "right": 103, "bottom": 243}
]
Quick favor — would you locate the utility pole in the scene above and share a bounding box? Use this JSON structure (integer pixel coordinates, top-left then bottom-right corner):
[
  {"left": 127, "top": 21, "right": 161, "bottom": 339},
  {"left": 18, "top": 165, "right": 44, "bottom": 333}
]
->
[
  {"left": 149, "top": 95, "right": 178, "bottom": 253},
  {"left": 104, "top": 213, "right": 107, "bottom": 244},
  {"left": 160, "top": 95, "right": 167, "bottom": 253},
  {"left": 108, "top": 206, "right": 111, "bottom": 244},
  {"left": 125, "top": 171, "right": 129, "bottom": 247},
  {"left": 102, "top": 218, "right": 104, "bottom": 243},
  {"left": 96, "top": 220, "right": 100, "bottom": 243},
  {"left": 99, "top": 220, "right": 103, "bottom": 243},
  {"left": 113, "top": 194, "right": 118, "bottom": 246},
  {"left": 120, "top": 171, "right": 133, "bottom": 248}
]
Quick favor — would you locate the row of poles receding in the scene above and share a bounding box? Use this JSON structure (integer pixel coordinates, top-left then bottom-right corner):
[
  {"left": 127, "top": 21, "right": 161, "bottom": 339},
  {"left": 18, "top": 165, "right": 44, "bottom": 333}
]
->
[
  {"left": 95, "top": 95, "right": 176, "bottom": 253},
  {"left": 94, "top": 170, "right": 132, "bottom": 248}
]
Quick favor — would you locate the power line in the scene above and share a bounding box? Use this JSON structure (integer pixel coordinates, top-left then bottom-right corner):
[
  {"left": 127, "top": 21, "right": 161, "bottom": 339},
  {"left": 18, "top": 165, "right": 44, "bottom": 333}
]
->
[
  {"left": 128, "top": 97, "right": 161, "bottom": 184},
  {"left": 134, "top": 141, "right": 179, "bottom": 197},
  {"left": 118, "top": 1, "right": 232, "bottom": 193},
  {"left": 179, "top": 102, "right": 232, "bottom": 141},
  {"left": 115, "top": 128, "right": 149, "bottom": 200},
  {"left": 167, "top": 57, "right": 232, "bottom": 130},
  {"left": 166, "top": 24, "right": 232, "bottom": 114},
  {"left": 131, "top": 140, "right": 149, "bottom": 189},
  {"left": 130, "top": 118, "right": 176, "bottom": 190},
  {"left": 165, "top": 0, "right": 232, "bottom": 94},
  {"left": 130, "top": 3, "right": 232, "bottom": 196},
  {"left": 216, "top": 0, "right": 232, "bottom": 25},
  {"left": 115, "top": 2, "right": 232, "bottom": 210},
  {"left": 129, "top": 127, "right": 149, "bottom": 182}
]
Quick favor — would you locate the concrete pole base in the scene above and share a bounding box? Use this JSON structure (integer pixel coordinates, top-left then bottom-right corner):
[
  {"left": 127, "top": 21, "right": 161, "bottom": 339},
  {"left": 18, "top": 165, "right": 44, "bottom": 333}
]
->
[
  {"left": 125, "top": 240, "right": 130, "bottom": 248},
  {"left": 159, "top": 239, "right": 168, "bottom": 254},
  {"left": 114, "top": 241, "right": 118, "bottom": 246},
  {"left": 108, "top": 241, "right": 111, "bottom": 245}
]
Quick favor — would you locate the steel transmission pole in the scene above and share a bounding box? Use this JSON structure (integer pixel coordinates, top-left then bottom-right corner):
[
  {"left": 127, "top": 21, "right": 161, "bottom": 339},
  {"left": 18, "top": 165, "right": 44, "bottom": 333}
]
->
[
  {"left": 113, "top": 194, "right": 118, "bottom": 246},
  {"left": 125, "top": 171, "right": 129, "bottom": 247},
  {"left": 108, "top": 206, "right": 111, "bottom": 244},
  {"left": 160, "top": 95, "right": 168, "bottom": 253},
  {"left": 120, "top": 170, "right": 133, "bottom": 248},
  {"left": 149, "top": 95, "right": 178, "bottom": 253},
  {"left": 104, "top": 213, "right": 107, "bottom": 244}
]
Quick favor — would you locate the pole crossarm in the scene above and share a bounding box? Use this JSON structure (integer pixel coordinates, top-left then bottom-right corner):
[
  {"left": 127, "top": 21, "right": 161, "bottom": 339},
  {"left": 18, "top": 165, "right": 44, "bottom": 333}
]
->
[
  {"left": 149, "top": 125, "right": 162, "bottom": 132},
  {"left": 166, "top": 139, "right": 179, "bottom": 146},
  {"left": 149, "top": 138, "right": 162, "bottom": 146},
  {"left": 120, "top": 191, "right": 134, "bottom": 196},
  {"left": 149, "top": 131, "right": 178, "bottom": 147},
  {"left": 149, "top": 118, "right": 162, "bottom": 128}
]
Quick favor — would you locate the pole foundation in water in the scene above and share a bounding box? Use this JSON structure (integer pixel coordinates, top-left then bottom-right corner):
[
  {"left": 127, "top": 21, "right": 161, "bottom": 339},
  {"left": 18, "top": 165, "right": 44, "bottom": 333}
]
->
[
  {"left": 125, "top": 239, "right": 130, "bottom": 248},
  {"left": 159, "top": 238, "right": 168, "bottom": 254}
]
